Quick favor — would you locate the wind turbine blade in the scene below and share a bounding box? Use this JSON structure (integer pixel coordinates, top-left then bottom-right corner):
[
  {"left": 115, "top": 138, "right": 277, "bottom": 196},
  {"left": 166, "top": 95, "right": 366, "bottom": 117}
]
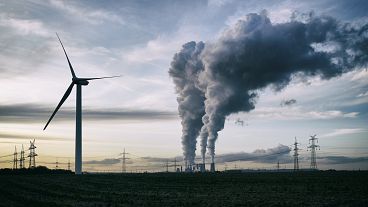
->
[
  {"left": 56, "top": 33, "right": 77, "bottom": 78},
  {"left": 43, "top": 82, "right": 74, "bottom": 130},
  {"left": 79, "top": 75, "right": 121, "bottom": 81}
]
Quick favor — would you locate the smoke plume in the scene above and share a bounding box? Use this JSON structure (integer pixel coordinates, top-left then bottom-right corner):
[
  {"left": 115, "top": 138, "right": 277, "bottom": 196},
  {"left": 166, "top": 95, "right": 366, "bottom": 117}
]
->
[
  {"left": 170, "top": 11, "right": 368, "bottom": 163},
  {"left": 169, "top": 41, "right": 205, "bottom": 166}
]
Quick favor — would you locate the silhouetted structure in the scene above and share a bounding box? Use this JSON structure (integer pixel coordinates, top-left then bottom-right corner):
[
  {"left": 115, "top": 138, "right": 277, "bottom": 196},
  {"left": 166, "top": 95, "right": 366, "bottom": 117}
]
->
[
  {"left": 173, "top": 158, "right": 178, "bottom": 172},
  {"left": 55, "top": 159, "right": 59, "bottom": 170},
  {"left": 19, "top": 145, "right": 25, "bottom": 169},
  {"left": 28, "top": 139, "right": 37, "bottom": 168},
  {"left": 121, "top": 148, "right": 127, "bottom": 173},
  {"left": 43, "top": 33, "right": 119, "bottom": 175},
  {"left": 210, "top": 162, "right": 215, "bottom": 172},
  {"left": 308, "top": 135, "right": 320, "bottom": 169},
  {"left": 166, "top": 159, "right": 169, "bottom": 172},
  {"left": 293, "top": 137, "right": 300, "bottom": 171},
  {"left": 13, "top": 146, "right": 18, "bottom": 169}
]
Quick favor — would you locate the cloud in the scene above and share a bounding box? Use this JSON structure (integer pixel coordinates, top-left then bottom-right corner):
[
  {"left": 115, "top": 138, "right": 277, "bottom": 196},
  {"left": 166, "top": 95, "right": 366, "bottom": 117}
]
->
[
  {"left": 0, "top": 103, "right": 178, "bottom": 123},
  {"left": 0, "top": 132, "right": 68, "bottom": 141},
  {"left": 357, "top": 91, "right": 368, "bottom": 97},
  {"left": 49, "top": 0, "right": 125, "bottom": 25},
  {"left": 320, "top": 128, "right": 367, "bottom": 138},
  {"left": 215, "top": 144, "right": 292, "bottom": 164},
  {"left": 83, "top": 158, "right": 121, "bottom": 165},
  {"left": 280, "top": 99, "right": 297, "bottom": 107},
  {"left": 319, "top": 156, "right": 368, "bottom": 164},
  {"left": 140, "top": 144, "right": 291, "bottom": 164},
  {"left": 0, "top": 15, "right": 49, "bottom": 37},
  {"left": 249, "top": 107, "right": 358, "bottom": 120}
]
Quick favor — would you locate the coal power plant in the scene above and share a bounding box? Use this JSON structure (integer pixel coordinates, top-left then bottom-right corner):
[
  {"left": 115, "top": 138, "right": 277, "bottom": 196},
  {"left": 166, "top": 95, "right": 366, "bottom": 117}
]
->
[{"left": 169, "top": 11, "right": 368, "bottom": 172}]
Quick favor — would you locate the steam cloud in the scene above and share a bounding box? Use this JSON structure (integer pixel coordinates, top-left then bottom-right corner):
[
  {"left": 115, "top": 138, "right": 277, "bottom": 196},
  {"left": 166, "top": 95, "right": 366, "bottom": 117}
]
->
[
  {"left": 169, "top": 41, "right": 205, "bottom": 166},
  {"left": 169, "top": 11, "right": 368, "bottom": 165}
]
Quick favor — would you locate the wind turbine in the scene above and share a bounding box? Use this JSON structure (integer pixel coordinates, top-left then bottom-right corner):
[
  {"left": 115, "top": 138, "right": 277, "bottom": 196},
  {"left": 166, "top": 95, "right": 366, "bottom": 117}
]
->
[{"left": 44, "top": 33, "right": 119, "bottom": 174}]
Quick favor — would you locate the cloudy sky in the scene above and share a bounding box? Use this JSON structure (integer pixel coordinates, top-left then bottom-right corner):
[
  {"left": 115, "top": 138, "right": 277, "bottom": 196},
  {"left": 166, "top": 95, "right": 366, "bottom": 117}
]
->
[{"left": 0, "top": 0, "right": 367, "bottom": 172}]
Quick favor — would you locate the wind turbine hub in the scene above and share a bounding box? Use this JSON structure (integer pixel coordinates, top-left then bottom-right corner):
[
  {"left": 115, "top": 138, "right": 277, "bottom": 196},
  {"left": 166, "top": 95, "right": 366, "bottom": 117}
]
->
[{"left": 73, "top": 78, "right": 89, "bottom": 85}]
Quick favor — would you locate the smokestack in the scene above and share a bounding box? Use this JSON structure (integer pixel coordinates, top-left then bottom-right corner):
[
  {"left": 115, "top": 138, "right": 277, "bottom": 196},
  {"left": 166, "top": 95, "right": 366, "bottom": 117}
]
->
[
  {"left": 210, "top": 162, "right": 215, "bottom": 173},
  {"left": 210, "top": 155, "right": 215, "bottom": 172},
  {"left": 200, "top": 163, "right": 206, "bottom": 172}
]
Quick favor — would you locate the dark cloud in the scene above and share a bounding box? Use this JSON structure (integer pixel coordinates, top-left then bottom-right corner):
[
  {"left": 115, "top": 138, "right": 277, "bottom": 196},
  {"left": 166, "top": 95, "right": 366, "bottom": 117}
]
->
[
  {"left": 215, "top": 144, "right": 292, "bottom": 164},
  {"left": 170, "top": 11, "right": 368, "bottom": 162},
  {"left": 83, "top": 158, "right": 121, "bottom": 165},
  {"left": 141, "top": 156, "right": 184, "bottom": 163},
  {"left": 0, "top": 103, "right": 178, "bottom": 123},
  {"left": 280, "top": 99, "right": 297, "bottom": 107},
  {"left": 320, "top": 156, "right": 368, "bottom": 164},
  {"left": 0, "top": 132, "right": 69, "bottom": 141}
]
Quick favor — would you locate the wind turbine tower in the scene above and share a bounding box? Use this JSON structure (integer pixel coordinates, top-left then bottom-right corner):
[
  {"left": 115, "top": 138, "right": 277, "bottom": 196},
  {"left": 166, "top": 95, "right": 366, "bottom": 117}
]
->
[{"left": 43, "top": 33, "right": 119, "bottom": 175}]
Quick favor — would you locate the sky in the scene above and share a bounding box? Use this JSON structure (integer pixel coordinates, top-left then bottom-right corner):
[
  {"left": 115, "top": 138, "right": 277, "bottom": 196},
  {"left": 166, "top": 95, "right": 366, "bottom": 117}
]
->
[{"left": 0, "top": 0, "right": 367, "bottom": 172}]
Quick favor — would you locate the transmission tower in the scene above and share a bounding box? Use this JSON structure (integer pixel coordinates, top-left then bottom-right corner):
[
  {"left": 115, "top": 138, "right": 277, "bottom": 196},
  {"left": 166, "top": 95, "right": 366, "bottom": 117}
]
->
[
  {"left": 166, "top": 159, "right": 169, "bottom": 172},
  {"left": 277, "top": 160, "right": 280, "bottom": 171},
  {"left": 68, "top": 159, "right": 71, "bottom": 171},
  {"left": 28, "top": 139, "right": 37, "bottom": 168},
  {"left": 308, "top": 135, "right": 320, "bottom": 169},
  {"left": 121, "top": 148, "right": 128, "bottom": 173},
  {"left": 13, "top": 146, "right": 18, "bottom": 169},
  {"left": 293, "top": 137, "right": 300, "bottom": 171},
  {"left": 174, "top": 158, "right": 178, "bottom": 172},
  {"left": 19, "top": 145, "right": 25, "bottom": 169},
  {"left": 55, "top": 159, "right": 59, "bottom": 170}
]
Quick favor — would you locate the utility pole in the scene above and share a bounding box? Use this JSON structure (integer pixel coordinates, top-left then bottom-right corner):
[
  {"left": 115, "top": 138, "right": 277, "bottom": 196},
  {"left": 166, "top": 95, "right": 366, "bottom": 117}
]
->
[
  {"left": 19, "top": 145, "right": 25, "bottom": 169},
  {"left": 121, "top": 148, "right": 127, "bottom": 173},
  {"left": 277, "top": 160, "right": 280, "bottom": 171},
  {"left": 293, "top": 137, "right": 300, "bottom": 171},
  {"left": 308, "top": 135, "right": 320, "bottom": 169},
  {"left": 28, "top": 139, "right": 37, "bottom": 168},
  {"left": 13, "top": 146, "right": 18, "bottom": 170}
]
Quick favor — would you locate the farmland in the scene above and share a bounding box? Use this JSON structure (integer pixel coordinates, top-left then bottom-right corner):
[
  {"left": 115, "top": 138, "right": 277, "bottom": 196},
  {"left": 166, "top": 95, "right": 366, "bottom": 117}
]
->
[{"left": 0, "top": 171, "right": 367, "bottom": 207}]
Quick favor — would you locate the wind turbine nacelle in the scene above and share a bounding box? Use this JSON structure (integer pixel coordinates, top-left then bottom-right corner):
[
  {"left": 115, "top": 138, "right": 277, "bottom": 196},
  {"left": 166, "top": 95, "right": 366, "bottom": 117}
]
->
[{"left": 74, "top": 79, "right": 89, "bottom": 85}]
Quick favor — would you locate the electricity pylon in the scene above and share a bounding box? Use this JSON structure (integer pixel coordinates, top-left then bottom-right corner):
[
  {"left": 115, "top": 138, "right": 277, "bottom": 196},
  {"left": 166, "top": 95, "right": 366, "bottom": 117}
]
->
[
  {"left": 121, "top": 148, "right": 128, "bottom": 173},
  {"left": 308, "top": 135, "right": 320, "bottom": 169},
  {"left": 19, "top": 145, "right": 25, "bottom": 169},
  {"left": 293, "top": 137, "right": 300, "bottom": 171},
  {"left": 28, "top": 139, "right": 37, "bottom": 168},
  {"left": 13, "top": 146, "right": 18, "bottom": 169}
]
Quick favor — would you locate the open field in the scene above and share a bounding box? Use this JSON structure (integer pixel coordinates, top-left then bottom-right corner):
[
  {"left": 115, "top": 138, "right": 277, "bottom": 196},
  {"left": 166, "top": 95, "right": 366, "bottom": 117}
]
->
[{"left": 0, "top": 171, "right": 367, "bottom": 207}]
